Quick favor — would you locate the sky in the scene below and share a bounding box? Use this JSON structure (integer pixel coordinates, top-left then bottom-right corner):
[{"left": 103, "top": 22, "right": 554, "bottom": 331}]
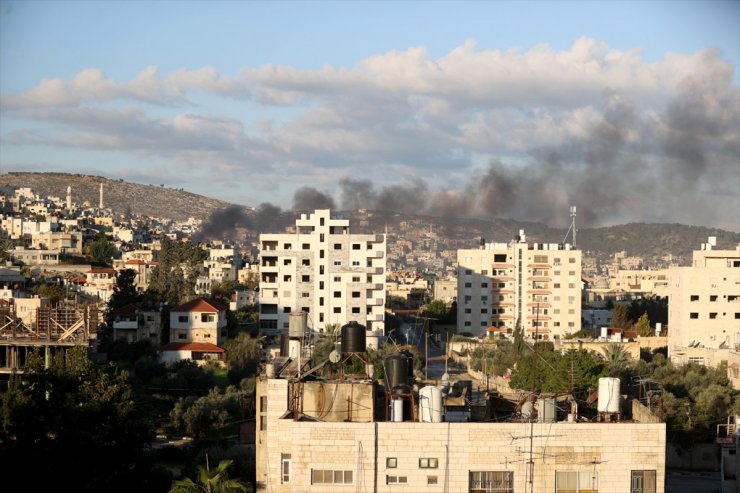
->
[{"left": 1, "top": 0, "right": 738, "bottom": 231}]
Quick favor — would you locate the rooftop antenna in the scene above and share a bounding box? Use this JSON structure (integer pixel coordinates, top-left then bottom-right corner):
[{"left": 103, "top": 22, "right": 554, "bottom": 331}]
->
[{"left": 562, "top": 206, "right": 577, "bottom": 248}]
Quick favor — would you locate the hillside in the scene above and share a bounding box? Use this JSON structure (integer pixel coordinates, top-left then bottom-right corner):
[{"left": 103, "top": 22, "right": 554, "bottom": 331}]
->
[
  {"left": 1, "top": 172, "right": 234, "bottom": 221},
  {"left": 3, "top": 172, "right": 738, "bottom": 261}
]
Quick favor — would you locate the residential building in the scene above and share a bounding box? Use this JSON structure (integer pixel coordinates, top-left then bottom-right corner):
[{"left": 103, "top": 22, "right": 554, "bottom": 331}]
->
[
  {"left": 169, "top": 297, "right": 227, "bottom": 346},
  {"left": 457, "top": 230, "right": 581, "bottom": 339},
  {"left": 110, "top": 302, "right": 165, "bottom": 345},
  {"left": 258, "top": 209, "right": 386, "bottom": 335},
  {"left": 81, "top": 267, "right": 118, "bottom": 302},
  {"left": 667, "top": 240, "right": 740, "bottom": 366},
  {"left": 255, "top": 370, "right": 665, "bottom": 493}
]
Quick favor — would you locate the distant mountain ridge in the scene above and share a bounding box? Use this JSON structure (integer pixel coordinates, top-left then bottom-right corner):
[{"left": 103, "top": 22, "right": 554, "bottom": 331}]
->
[{"left": 3, "top": 172, "right": 738, "bottom": 262}]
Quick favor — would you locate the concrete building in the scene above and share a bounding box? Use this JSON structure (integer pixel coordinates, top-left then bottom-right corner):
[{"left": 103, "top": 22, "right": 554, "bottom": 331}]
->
[
  {"left": 169, "top": 297, "right": 228, "bottom": 347},
  {"left": 433, "top": 276, "right": 458, "bottom": 304},
  {"left": 258, "top": 209, "right": 386, "bottom": 335},
  {"left": 457, "top": 231, "right": 581, "bottom": 339},
  {"left": 667, "top": 240, "right": 740, "bottom": 366},
  {"left": 255, "top": 370, "right": 665, "bottom": 493}
]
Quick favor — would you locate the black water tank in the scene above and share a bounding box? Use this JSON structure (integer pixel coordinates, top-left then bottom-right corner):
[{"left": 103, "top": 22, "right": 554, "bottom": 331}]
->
[
  {"left": 400, "top": 349, "right": 414, "bottom": 380},
  {"left": 280, "top": 333, "right": 290, "bottom": 357},
  {"left": 341, "top": 321, "right": 366, "bottom": 353},
  {"left": 385, "top": 353, "right": 409, "bottom": 389}
]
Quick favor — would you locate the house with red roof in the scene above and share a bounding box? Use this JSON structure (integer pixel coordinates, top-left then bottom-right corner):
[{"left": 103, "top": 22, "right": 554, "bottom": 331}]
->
[
  {"left": 162, "top": 297, "right": 228, "bottom": 364},
  {"left": 81, "top": 267, "right": 117, "bottom": 302}
]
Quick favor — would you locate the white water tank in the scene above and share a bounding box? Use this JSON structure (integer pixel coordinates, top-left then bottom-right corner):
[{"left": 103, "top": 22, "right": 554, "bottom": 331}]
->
[
  {"left": 391, "top": 398, "right": 404, "bottom": 422},
  {"left": 655, "top": 323, "right": 662, "bottom": 337},
  {"left": 419, "top": 386, "right": 443, "bottom": 423},
  {"left": 598, "top": 377, "right": 621, "bottom": 413},
  {"left": 600, "top": 327, "right": 608, "bottom": 339},
  {"left": 537, "top": 397, "right": 557, "bottom": 423},
  {"left": 521, "top": 401, "right": 533, "bottom": 419},
  {"left": 265, "top": 362, "right": 275, "bottom": 378}
]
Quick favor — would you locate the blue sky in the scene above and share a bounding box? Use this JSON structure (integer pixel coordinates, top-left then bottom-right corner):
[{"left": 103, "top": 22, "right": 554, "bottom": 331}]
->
[{"left": 1, "top": 0, "right": 738, "bottom": 230}]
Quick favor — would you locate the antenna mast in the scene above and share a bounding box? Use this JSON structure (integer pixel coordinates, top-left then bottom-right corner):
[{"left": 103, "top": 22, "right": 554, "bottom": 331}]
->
[{"left": 562, "top": 206, "right": 577, "bottom": 248}]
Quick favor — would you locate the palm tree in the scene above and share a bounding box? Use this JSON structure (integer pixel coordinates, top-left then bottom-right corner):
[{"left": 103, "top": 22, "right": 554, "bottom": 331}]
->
[
  {"left": 602, "top": 343, "right": 630, "bottom": 376},
  {"left": 169, "top": 458, "right": 250, "bottom": 493}
]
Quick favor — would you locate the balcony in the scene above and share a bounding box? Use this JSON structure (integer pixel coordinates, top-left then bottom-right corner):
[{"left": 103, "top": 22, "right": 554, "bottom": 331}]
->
[{"left": 366, "top": 298, "right": 384, "bottom": 306}]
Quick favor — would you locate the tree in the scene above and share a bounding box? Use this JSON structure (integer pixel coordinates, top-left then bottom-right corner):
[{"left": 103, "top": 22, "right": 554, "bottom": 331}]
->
[
  {"left": 169, "top": 458, "right": 250, "bottom": 493},
  {"left": 108, "top": 268, "right": 141, "bottom": 310},
  {"left": 610, "top": 304, "right": 632, "bottom": 329},
  {"left": 602, "top": 343, "right": 630, "bottom": 377},
  {"left": 89, "top": 232, "right": 115, "bottom": 266},
  {"left": 169, "top": 384, "right": 252, "bottom": 441},
  {"left": 0, "top": 347, "right": 168, "bottom": 492},
  {"left": 633, "top": 313, "right": 652, "bottom": 337},
  {"left": 512, "top": 317, "right": 525, "bottom": 357},
  {"left": 224, "top": 333, "right": 261, "bottom": 383}
]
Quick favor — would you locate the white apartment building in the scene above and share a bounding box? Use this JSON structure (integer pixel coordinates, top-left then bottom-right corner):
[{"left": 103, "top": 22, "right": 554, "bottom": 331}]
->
[
  {"left": 258, "top": 209, "right": 386, "bottom": 334},
  {"left": 457, "top": 231, "right": 581, "bottom": 339},
  {"left": 667, "top": 241, "right": 740, "bottom": 365}
]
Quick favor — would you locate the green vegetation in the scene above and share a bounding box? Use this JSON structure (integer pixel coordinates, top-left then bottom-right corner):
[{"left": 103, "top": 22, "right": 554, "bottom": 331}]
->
[{"left": 169, "top": 458, "right": 250, "bottom": 493}]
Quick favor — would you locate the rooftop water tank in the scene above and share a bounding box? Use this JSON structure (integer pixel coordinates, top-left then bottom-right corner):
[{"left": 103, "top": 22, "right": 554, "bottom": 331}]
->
[
  {"left": 385, "top": 353, "right": 410, "bottom": 389},
  {"left": 537, "top": 397, "right": 557, "bottom": 423},
  {"left": 279, "top": 333, "right": 290, "bottom": 357},
  {"left": 391, "top": 398, "right": 404, "bottom": 422},
  {"left": 598, "top": 377, "right": 621, "bottom": 413},
  {"left": 419, "top": 386, "right": 443, "bottom": 423},
  {"left": 289, "top": 311, "right": 307, "bottom": 338},
  {"left": 341, "top": 321, "right": 367, "bottom": 353}
]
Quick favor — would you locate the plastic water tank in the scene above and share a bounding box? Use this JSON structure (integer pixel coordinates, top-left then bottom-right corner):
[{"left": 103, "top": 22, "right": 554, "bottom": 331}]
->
[
  {"left": 598, "top": 377, "right": 621, "bottom": 413},
  {"left": 288, "top": 339, "right": 301, "bottom": 360},
  {"left": 265, "top": 362, "right": 275, "bottom": 378},
  {"left": 341, "top": 321, "right": 367, "bottom": 353},
  {"left": 391, "top": 398, "right": 404, "bottom": 422},
  {"left": 289, "top": 311, "right": 307, "bottom": 338},
  {"left": 521, "top": 400, "right": 533, "bottom": 419},
  {"left": 385, "top": 353, "right": 410, "bottom": 389},
  {"left": 537, "top": 397, "right": 557, "bottom": 423},
  {"left": 419, "top": 386, "right": 443, "bottom": 423}
]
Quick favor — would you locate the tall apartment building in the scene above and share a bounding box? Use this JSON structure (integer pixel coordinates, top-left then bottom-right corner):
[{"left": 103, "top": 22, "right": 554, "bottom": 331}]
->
[
  {"left": 259, "top": 209, "right": 386, "bottom": 334},
  {"left": 457, "top": 230, "right": 581, "bottom": 339},
  {"left": 667, "top": 240, "right": 740, "bottom": 365}
]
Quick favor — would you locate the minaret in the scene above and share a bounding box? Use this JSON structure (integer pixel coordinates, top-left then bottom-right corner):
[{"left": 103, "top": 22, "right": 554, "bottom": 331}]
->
[
  {"left": 99, "top": 183, "right": 104, "bottom": 209},
  {"left": 66, "top": 186, "right": 72, "bottom": 209}
]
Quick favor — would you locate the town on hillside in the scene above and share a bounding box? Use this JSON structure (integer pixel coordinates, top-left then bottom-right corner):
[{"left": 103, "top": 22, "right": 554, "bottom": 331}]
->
[{"left": 1, "top": 183, "right": 739, "bottom": 493}]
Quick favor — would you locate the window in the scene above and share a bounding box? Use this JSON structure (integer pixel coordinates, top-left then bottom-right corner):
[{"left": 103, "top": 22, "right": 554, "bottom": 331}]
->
[
  {"left": 481, "top": 270, "right": 488, "bottom": 275},
  {"left": 319, "top": 281, "right": 324, "bottom": 289},
  {"left": 352, "top": 291, "right": 361, "bottom": 298},
  {"left": 465, "top": 282, "right": 472, "bottom": 288},
  {"left": 178, "top": 315, "right": 188, "bottom": 323},
  {"left": 334, "top": 276, "right": 341, "bottom": 282},
  {"left": 178, "top": 333, "right": 186, "bottom": 340},
  {"left": 201, "top": 314, "right": 214, "bottom": 322},
  {"left": 481, "top": 309, "right": 488, "bottom": 314},
  {"left": 690, "top": 295, "right": 699, "bottom": 301},
  {"left": 469, "top": 471, "right": 513, "bottom": 493},
  {"left": 302, "top": 243, "right": 310, "bottom": 250},
  {"left": 320, "top": 250, "right": 325, "bottom": 258},
  {"left": 333, "top": 260, "right": 342, "bottom": 266},
  {"left": 334, "top": 291, "right": 341, "bottom": 298},
  {"left": 352, "top": 307, "right": 360, "bottom": 314},
  {"left": 352, "top": 276, "right": 360, "bottom": 282},
  {"left": 386, "top": 458, "right": 397, "bottom": 468},
  {"left": 690, "top": 313, "right": 699, "bottom": 319},
  {"left": 281, "top": 454, "right": 291, "bottom": 484},
  {"left": 353, "top": 243, "right": 361, "bottom": 250},
  {"left": 481, "top": 282, "right": 488, "bottom": 288},
  {"left": 302, "top": 259, "right": 310, "bottom": 266},
  {"left": 569, "top": 258, "right": 576, "bottom": 263},
  {"left": 283, "top": 307, "right": 291, "bottom": 313},
  {"left": 283, "top": 275, "right": 292, "bottom": 282},
  {"left": 493, "top": 254, "right": 506, "bottom": 262},
  {"left": 568, "top": 271, "right": 576, "bottom": 276},
  {"left": 465, "top": 269, "right": 473, "bottom": 274},
  {"left": 334, "top": 243, "right": 342, "bottom": 250},
  {"left": 568, "top": 283, "right": 576, "bottom": 289},
  {"left": 631, "top": 470, "right": 656, "bottom": 493},
  {"left": 333, "top": 307, "right": 341, "bottom": 313},
  {"left": 556, "top": 471, "right": 597, "bottom": 493},
  {"left": 464, "top": 308, "right": 471, "bottom": 314},
  {"left": 554, "top": 283, "right": 561, "bottom": 288},
  {"left": 283, "top": 259, "right": 292, "bottom": 265},
  {"left": 534, "top": 255, "right": 548, "bottom": 263},
  {"left": 428, "top": 476, "right": 438, "bottom": 485},
  {"left": 387, "top": 476, "right": 407, "bottom": 484},
  {"left": 319, "top": 297, "right": 324, "bottom": 306},
  {"left": 302, "top": 275, "right": 310, "bottom": 282},
  {"left": 301, "top": 292, "right": 310, "bottom": 298},
  {"left": 312, "top": 470, "right": 353, "bottom": 485},
  {"left": 419, "top": 458, "right": 438, "bottom": 468},
  {"left": 284, "top": 243, "right": 292, "bottom": 249},
  {"left": 710, "top": 313, "right": 718, "bottom": 319}
]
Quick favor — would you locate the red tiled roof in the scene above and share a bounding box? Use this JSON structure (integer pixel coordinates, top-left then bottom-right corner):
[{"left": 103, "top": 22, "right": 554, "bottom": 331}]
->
[
  {"left": 87, "top": 267, "right": 117, "bottom": 274},
  {"left": 160, "top": 342, "right": 225, "bottom": 353},
  {"left": 172, "top": 297, "right": 227, "bottom": 313},
  {"left": 111, "top": 303, "right": 139, "bottom": 316},
  {"left": 126, "top": 259, "right": 158, "bottom": 266}
]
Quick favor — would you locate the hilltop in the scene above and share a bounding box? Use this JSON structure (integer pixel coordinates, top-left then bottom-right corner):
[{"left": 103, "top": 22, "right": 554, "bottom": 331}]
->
[
  {"left": 1, "top": 172, "right": 234, "bottom": 221},
  {"left": 2, "top": 172, "right": 738, "bottom": 262}
]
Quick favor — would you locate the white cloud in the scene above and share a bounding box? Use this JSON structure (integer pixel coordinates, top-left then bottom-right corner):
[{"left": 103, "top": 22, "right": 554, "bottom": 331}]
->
[{"left": 1, "top": 38, "right": 738, "bottom": 228}]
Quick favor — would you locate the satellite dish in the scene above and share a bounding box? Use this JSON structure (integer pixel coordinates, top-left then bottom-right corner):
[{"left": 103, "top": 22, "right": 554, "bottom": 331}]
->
[{"left": 329, "top": 350, "right": 341, "bottom": 363}]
